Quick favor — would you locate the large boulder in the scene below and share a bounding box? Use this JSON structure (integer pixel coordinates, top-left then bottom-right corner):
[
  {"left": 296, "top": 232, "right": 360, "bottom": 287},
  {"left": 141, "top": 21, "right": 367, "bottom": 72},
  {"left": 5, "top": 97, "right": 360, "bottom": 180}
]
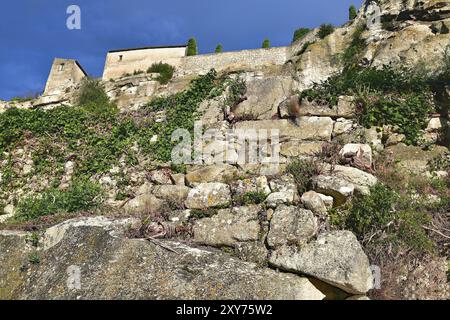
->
[
  {"left": 185, "top": 183, "right": 232, "bottom": 209},
  {"left": 0, "top": 217, "right": 325, "bottom": 300},
  {"left": 267, "top": 205, "right": 317, "bottom": 248},
  {"left": 193, "top": 205, "right": 261, "bottom": 247},
  {"left": 233, "top": 76, "right": 292, "bottom": 120},
  {"left": 269, "top": 231, "right": 373, "bottom": 295},
  {"left": 329, "top": 165, "right": 378, "bottom": 195}
]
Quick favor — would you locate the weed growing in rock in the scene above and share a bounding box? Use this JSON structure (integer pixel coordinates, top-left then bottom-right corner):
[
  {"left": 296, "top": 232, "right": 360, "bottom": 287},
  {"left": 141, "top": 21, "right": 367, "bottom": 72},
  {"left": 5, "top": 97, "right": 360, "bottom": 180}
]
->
[
  {"left": 292, "top": 28, "right": 310, "bottom": 43},
  {"left": 14, "top": 179, "right": 103, "bottom": 222},
  {"left": 189, "top": 208, "right": 218, "bottom": 219},
  {"left": 317, "top": 24, "right": 334, "bottom": 39},
  {"left": 286, "top": 158, "right": 322, "bottom": 194},
  {"left": 349, "top": 5, "right": 357, "bottom": 20},
  {"left": 143, "top": 69, "right": 227, "bottom": 161},
  {"left": 299, "top": 27, "right": 449, "bottom": 145},
  {"left": 331, "top": 177, "right": 448, "bottom": 257},
  {"left": 147, "top": 62, "right": 175, "bottom": 85},
  {"left": 234, "top": 191, "right": 267, "bottom": 206}
]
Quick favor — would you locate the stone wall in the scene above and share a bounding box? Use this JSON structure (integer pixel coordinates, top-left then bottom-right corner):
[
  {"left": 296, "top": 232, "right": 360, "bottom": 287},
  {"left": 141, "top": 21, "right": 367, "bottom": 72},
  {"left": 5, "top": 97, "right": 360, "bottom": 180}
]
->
[
  {"left": 177, "top": 46, "right": 288, "bottom": 76},
  {"left": 102, "top": 46, "right": 187, "bottom": 80},
  {"left": 43, "top": 58, "right": 87, "bottom": 96}
]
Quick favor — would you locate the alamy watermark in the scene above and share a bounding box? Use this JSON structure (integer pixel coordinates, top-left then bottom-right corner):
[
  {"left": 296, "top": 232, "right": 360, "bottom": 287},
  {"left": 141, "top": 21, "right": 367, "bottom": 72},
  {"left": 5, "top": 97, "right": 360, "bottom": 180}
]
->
[
  {"left": 66, "top": 5, "right": 81, "bottom": 30},
  {"left": 171, "top": 121, "right": 280, "bottom": 173},
  {"left": 66, "top": 265, "right": 81, "bottom": 290},
  {"left": 366, "top": 2, "right": 382, "bottom": 30}
]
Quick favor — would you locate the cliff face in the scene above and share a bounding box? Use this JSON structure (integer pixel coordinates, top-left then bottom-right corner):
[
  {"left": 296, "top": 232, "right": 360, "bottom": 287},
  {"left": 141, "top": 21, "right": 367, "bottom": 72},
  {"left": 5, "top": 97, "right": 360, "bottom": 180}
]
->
[
  {"left": 0, "top": 0, "right": 449, "bottom": 300},
  {"left": 292, "top": 0, "right": 450, "bottom": 90}
]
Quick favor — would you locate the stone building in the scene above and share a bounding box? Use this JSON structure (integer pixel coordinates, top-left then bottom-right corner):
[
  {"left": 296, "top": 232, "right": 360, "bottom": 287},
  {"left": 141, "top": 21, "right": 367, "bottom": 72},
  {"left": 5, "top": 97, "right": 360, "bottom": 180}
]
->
[
  {"left": 43, "top": 58, "right": 87, "bottom": 96},
  {"left": 102, "top": 45, "right": 187, "bottom": 80}
]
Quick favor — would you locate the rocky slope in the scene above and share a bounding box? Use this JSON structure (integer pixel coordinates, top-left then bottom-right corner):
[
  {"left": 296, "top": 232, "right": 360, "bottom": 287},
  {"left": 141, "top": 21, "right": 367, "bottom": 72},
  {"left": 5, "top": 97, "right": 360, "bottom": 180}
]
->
[{"left": 0, "top": 0, "right": 449, "bottom": 300}]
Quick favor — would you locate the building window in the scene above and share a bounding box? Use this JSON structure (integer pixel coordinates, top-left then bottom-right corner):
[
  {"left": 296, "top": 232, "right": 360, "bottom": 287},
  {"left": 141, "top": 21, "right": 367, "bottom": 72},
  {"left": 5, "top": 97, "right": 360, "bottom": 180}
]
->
[
  {"left": 58, "top": 63, "right": 65, "bottom": 71},
  {"left": 119, "top": 55, "right": 123, "bottom": 62}
]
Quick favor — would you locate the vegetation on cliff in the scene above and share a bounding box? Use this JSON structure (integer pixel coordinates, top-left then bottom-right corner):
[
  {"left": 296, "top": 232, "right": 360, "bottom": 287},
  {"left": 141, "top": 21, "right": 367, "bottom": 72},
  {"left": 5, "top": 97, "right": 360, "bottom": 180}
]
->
[{"left": 300, "top": 26, "right": 449, "bottom": 145}]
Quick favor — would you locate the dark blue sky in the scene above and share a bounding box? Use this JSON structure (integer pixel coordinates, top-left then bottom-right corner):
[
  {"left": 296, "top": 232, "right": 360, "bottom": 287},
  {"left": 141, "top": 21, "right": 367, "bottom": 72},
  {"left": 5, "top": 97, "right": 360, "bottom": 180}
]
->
[{"left": 0, "top": 0, "right": 363, "bottom": 100}]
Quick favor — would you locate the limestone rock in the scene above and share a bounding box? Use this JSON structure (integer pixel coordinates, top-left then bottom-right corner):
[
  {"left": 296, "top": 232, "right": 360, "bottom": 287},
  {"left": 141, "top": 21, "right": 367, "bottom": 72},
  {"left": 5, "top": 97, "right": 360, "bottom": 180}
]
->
[
  {"left": 312, "top": 175, "right": 355, "bottom": 206},
  {"left": 152, "top": 185, "right": 191, "bottom": 207},
  {"left": 301, "top": 191, "right": 329, "bottom": 215},
  {"left": 318, "top": 193, "right": 334, "bottom": 209},
  {"left": 269, "top": 231, "right": 373, "bottom": 294},
  {"left": 330, "top": 165, "right": 378, "bottom": 195},
  {"left": 333, "top": 118, "right": 356, "bottom": 136},
  {"left": 193, "top": 205, "right": 261, "bottom": 247},
  {"left": 0, "top": 218, "right": 325, "bottom": 300},
  {"left": 265, "top": 191, "right": 295, "bottom": 208},
  {"left": 280, "top": 141, "right": 324, "bottom": 157},
  {"left": 234, "top": 118, "right": 333, "bottom": 142},
  {"left": 185, "top": 183, "right": 231, "bottom": 209},
  {"left": 148, "top": 170, "right": 173, "bottom": 185},
  {"left": 230, "top": 176, "right": 271, "bottom": 199},
  {"left": 386, "top": 133, "right": 406, "bottom": 146},
  {"left": 170, "top": 173, "right": 186, "bottom": 186},
  {"left": 123, "top": 193, "right": 166, "bottom": 214},
  {"left": 234, "top": 241, "right": 269, "bottom": 265},
  {"left": 339, "top": 144, "right": 373, "bottom": 168},
  {"left": 233, "top": 76, "right": 292, "bottom": 120},
  {"left": 426, "top": 117, "right": 448, "bottom": 132},
  {"left": 267, "top": 205, "right": 317, "bottom": 248},
  {"left": 269, "top": 175, "right": 298, "bottom": 195},
  {"left": 185, "top": 164, "right": 238, "bottom": 186},
  {"left": 266, "top": 175, "right": 299, "bottom": 207},
  {"left": 364, "top": 127, "right": 384, "bottom": 152},
  {"left": 198, "top": 95, "right": 225, "bottom": 125}
]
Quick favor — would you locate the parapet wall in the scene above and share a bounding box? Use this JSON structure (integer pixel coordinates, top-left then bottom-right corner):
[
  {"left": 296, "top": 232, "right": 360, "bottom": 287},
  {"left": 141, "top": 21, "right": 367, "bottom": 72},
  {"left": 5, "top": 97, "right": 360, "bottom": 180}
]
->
[
  {"left": 103, "top": 46, "right": 187, "bottom": 80},
  {"left": 177, "top": 46, "right": 289, "bottom": 76}
]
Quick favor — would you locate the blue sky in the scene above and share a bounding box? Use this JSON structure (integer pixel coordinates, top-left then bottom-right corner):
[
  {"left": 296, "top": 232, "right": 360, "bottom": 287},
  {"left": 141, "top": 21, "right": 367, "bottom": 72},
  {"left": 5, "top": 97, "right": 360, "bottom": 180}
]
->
[{"left": 0, "top": 0, "right": 363, "bottom": 100}]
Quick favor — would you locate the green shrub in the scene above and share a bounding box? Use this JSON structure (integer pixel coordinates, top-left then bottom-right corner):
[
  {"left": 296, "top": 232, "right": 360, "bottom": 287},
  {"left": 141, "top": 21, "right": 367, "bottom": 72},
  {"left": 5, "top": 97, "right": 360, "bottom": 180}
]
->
[
  {"left": 333, "top": 183, "right": 434, "bottom": 253},
  {"left": 349, "top": 5, "right": 358, "bottom": 20},
  {"left": 10, "top": 95, "right": 36, "bottom": 103},
  {"left": 341, "top": 24, "right": 366, "bottom": 71},
  {"left": 15, "top": 180, "right": 103, "bottom": 222},
  {"left": 28, "top": 252, "right": 41, "bottom": 264},
  {"left": 234, "top": 191, "right": 267, "bottom": 205},
  {"left": 262, "top": 39, "right": 271, "bottom": 49},
  {"left": 142, "top": 69, "right": 226, "bottom": 162},
  {"left": 361, "top": 93, "right": 432, "bottom": 145},
  {"left": 190, "top": 208, "right": 218, "bottom": 219},
  {"left": 147, "top": 62, "right": 175, "bottom": 85},
  {"left": 286, "top": 158, "right": 322, "bottom": 194},
  {"left": 318, "top": 24, "right": 334, "bottom": 39},
  {"left": 292, "top": 28, "right": 310, "bottom": 43},
  {"left": 215, "top": 44, "right": 223, "bottom": 53},
  {"left": 299, "top": 63, "right": 435, "bottom": 145},
  {"left": 187, "top": 38, "right": 198, "bottom": 56},
  {"left": 76, "top": 78, "right": 117, "bottom": 116}
]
